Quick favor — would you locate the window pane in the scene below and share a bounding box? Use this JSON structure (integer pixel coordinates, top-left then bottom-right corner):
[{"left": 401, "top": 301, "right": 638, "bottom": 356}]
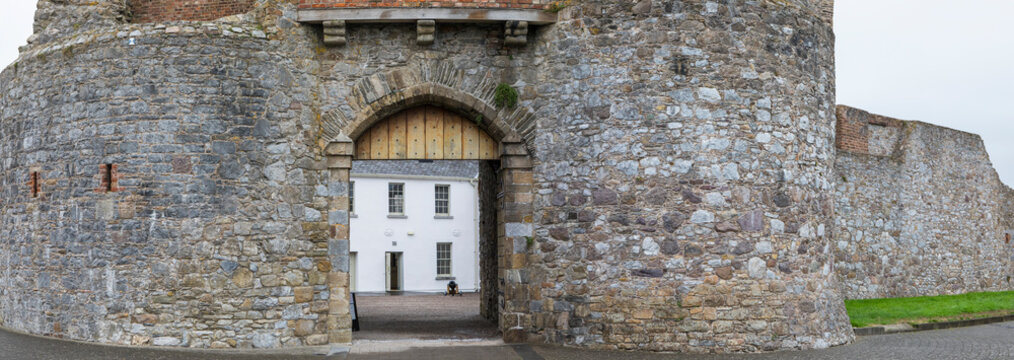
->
[
  {"left": 349, "top": 181, "right": 355, "bottom": 213},
  {"left": 436, "top": 243, "right": 451, "bottom": 276},
  {"left": 435, "top": 185, "right": 449, "bottom": 215},
  {"left": 389, "top": 183, "right": 404, "bottom": 214}
]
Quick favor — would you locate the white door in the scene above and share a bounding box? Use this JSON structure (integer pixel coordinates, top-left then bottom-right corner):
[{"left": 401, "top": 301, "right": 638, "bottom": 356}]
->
[{"left": 349, "top": 252, "right": 357, "bottom": 292}]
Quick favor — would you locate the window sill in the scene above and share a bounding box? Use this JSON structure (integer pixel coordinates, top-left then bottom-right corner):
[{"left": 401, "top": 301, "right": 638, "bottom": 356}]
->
[
  {"left": 433, "top": 215, "right": 454, "bottom": 220},
  {"left": 350, "top": 213, "right": 358, "bottom": 218},
  {"left": 436, "top": 276, "right": 456, "bottom": 281},
  {"left": 387, "top": 214, "right": 407, "bottom": 219}
]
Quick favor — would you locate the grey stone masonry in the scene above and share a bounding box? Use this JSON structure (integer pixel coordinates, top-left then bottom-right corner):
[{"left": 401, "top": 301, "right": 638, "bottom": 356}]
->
[
  {"left": 525, "top": 0, "right": 850, "bottom": 352},
  {"left": 1, "top": 6, "right": 329, "bottom": 348},
  {"left": 8, "top": 0, "right": 1007, "bottom": 355},
  {"left": 834, "top": 107, "right": 1014, "bottom": 299}
]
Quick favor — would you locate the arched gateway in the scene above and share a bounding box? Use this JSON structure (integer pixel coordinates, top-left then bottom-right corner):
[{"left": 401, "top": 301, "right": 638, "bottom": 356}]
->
[{"left": 321, "top": 99, "right": 535, "bottom": 343}]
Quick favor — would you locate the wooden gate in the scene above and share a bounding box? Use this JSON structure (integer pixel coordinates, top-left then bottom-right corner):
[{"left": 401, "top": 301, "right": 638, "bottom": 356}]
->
[{"left": 354, "top": 106, "right": 499, "bottom": 160}]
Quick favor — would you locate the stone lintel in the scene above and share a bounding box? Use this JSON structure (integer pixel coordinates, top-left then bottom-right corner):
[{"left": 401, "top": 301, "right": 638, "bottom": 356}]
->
[{"left": 298, "top": 8, "right": 557, "bottom": 25}]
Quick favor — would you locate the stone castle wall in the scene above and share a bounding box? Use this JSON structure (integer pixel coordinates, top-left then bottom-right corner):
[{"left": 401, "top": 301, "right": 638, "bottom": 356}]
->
[
  {"left": 525, "top": 0, "right": 851, "bottom": 352},
  {"left": 0, "top": 5, "right": 344, "bottom": 347},
  {"left": 833, "top": 106, "right": 1014, "bottom": 299},
  {"left": 8, "top": 0, "right": 1014, "bottom": 353},
  {"left": 2, "top": 0, "right": 855, "bottom": 352}
]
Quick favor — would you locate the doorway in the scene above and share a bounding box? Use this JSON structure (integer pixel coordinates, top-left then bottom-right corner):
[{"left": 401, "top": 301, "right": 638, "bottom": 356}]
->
[
  {"left": 334, "top": 103, "right": 533, "bottom": 343},
  {"left": 385, "top": 252, "right": 402, "bottom": 292}
]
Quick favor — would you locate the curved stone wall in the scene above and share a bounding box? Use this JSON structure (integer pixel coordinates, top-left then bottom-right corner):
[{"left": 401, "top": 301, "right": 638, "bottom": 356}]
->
[
  {"left": 0, "top": 19, "right": 334, "bottom": 348},
  {"left": 525, "top": 0, "right": 852, "bottom": 352}
]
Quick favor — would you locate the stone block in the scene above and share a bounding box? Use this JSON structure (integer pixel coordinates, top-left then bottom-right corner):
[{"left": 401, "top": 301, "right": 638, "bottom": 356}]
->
[
  {"left": 294, "top": 287, "right": 314, "bottom": 303},
  {"left": 233, "top": 268, "right": 254, "bottom": 288},
  {"left": 306, "top": 334, "right": 328, "bottom": 345},
  {"left": 416, "top": 20, "right": 435, "bottom": 46},
  {"left": 293, "top": 319, "right": 315, "bottom": 337}
]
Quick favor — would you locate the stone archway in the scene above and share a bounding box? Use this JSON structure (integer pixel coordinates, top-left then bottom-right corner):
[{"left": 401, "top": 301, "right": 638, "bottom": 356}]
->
[{"left": 318, "top": 67, "right": 536, "bottom": 344}]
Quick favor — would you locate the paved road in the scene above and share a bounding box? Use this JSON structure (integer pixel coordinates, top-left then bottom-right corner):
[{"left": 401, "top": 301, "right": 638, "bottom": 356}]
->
[{"left": 3, "top": 321, "right": 1014, "bottom": 359}]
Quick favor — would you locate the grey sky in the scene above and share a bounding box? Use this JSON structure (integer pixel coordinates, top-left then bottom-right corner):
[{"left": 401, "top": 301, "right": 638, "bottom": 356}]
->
[
  {"left": 836, "top": 0, "right": 1014, "bottom": 186},
  {"left": 0, "top": 1, "right": 1011, "bottom": 185}
]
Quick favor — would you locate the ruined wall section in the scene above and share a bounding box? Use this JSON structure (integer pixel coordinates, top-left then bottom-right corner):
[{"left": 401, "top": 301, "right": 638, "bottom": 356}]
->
[
  {"left": 1005, "top": 186, "right": 1014, "bottom": 238},
  {"left": 28, "top": 0, "right": 129, "bottom": 48},
  {"left": 834, "top": 106, "right": 1014, "bottom": 299},
  {"left": 0, "top": 10, "right": 340, "bottom": 347},
  {"left": 525, "top": 0, "right": 851, "bottom": 352}
]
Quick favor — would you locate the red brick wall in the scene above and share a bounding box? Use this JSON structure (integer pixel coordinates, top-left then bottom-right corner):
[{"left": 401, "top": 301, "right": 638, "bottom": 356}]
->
[
  {"left": 298, "top": 0, "right": 548, "bottom": 10},
  {"left": 835, "top": 105, "right": 903, "bottom": 154},
  {"left": 835, "top": 106, "right": 869, "bottom": 153},
  {"left": 130, "top": 0, "right": 255, "bottom": 23}
]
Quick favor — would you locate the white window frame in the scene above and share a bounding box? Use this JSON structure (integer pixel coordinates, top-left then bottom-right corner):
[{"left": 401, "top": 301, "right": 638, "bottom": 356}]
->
[
  {"left": 436, "top": 242, "right": 452, "bottom": 277},
  {"left": 434, "top": 184, "right": 450, "bottom": 216},
  {"left": 388, "top": 182, "right": 405, "bottom": 215},
  {"left": 349, "top": 181, "right": 355, "bottom": 215}
]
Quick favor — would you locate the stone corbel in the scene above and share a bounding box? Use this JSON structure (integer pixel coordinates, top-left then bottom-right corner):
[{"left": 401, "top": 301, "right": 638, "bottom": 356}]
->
[
  {"left": 504, "top": 20, "right": 528, "bottom": 47},
  {"left": 417, "top": 20, "right": 435, "bottom": 46},
  {"left": 323, "top": 20, "right": 347, "bottom": 47}
]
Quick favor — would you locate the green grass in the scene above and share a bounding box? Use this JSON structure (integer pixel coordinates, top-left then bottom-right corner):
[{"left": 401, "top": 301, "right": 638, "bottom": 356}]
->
[{"left": 845, "top": 291, "right": 1014, "bottom": 327}]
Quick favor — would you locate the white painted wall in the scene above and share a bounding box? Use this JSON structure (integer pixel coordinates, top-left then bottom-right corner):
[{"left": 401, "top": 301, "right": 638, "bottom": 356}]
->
[{"left": 349, "top": 174, "right": 479, "bottom": 293}]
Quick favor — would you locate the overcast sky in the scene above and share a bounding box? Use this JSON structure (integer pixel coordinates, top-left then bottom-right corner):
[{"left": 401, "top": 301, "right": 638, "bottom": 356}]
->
[{"left": 0, "top": 1, "right": 1011, "bottom": 185}]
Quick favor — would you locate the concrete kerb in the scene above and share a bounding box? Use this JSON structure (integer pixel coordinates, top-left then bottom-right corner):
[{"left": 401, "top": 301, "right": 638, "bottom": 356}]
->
[{"left": 854, "top": 314, "right": 1014, "bottom": 336}]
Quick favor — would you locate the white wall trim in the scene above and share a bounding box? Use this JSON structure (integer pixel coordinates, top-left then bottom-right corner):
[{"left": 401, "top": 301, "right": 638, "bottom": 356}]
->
[{"left": 350, "top": 173, "right": 477, "bottom": 182}]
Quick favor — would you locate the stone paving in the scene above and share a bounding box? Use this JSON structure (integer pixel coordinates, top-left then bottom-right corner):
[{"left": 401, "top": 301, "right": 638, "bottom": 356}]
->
[
  {"left": 2, "top": 321, "right": 1014, "bottom": 359},
  {"left": 353, "top": 292, "right": 498, "bottom": 341}
]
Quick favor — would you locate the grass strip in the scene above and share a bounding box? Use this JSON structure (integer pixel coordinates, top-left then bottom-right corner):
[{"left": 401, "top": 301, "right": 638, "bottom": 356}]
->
[{"left": 845, "top": 290, "right": 1014, "bottom": 328}]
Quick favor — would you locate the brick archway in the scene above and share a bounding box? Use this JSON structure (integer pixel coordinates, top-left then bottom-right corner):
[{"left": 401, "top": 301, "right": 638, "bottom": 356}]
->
[{"left": 319, "top": 79, "right": 536, "bottom": 343}]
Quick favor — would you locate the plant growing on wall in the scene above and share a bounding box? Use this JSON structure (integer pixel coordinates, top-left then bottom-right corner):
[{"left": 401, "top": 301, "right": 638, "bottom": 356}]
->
[
  {"left": 493, "top": 83, "right": 519, "bottom": 109},
  {"left": 545, "top": 0, "right": 572, "bottom": 13}
]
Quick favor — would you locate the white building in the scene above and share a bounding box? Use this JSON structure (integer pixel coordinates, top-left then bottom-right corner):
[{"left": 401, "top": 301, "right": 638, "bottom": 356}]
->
[{"left": 349, "top": 160, "right": 480, "bottom": 293}]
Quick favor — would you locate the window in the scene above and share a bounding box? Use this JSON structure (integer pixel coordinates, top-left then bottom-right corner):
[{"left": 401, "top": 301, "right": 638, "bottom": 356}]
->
[
  {"left": 388, "top": 183, "right": 404, "bottom": 215},
  {"left": 435, "top": 184, "right": 450, "bottom": 216},
  {"left": 436, "top": 243, "right": 452, "bottom": 277},
  {"left": 103, "top": 164, "right": 113, "bottom": 191},
  {"left": 349, "top": 181, "right": 355, "bottom": 214},
  {"left": 98, "top": 163, "right": 118, "bottom": 193},
  {"left": 30, "top": 172, "right": 39, "bottom": 198}
]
